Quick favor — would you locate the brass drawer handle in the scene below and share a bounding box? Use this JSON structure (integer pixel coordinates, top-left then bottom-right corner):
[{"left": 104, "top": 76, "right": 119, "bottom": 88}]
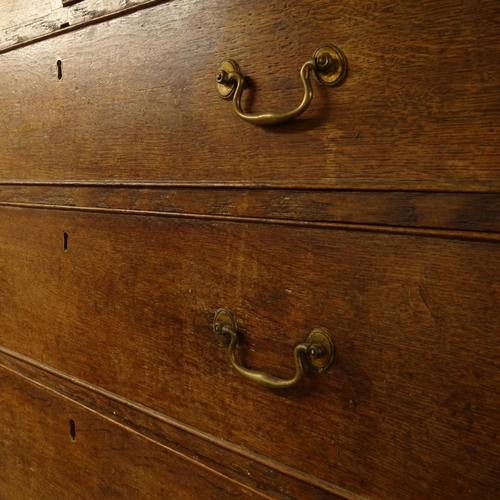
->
[
  {"left": 213, "top": 308, "right": 334, "bottom": 389},
  {"left": 216, "top": 45, "right": 347, "bottom": 126}
]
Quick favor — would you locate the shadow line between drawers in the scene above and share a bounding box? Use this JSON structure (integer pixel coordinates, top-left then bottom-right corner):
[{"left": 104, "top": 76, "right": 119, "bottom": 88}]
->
[
  {"left": 1, "top": 201, "right": 500, "bottom": 242},
  {"left": 2, "top": 180, "right": 500, "bottom": 193},
  {"left": 0, "top": 344, "right": 366, "bottom": 500}
]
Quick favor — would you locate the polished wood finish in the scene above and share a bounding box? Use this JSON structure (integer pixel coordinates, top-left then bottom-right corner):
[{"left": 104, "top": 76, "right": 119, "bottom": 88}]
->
[
  {"left": 0, "top": 0, "right": 499, "bottom": 190},
  {"left": 1, "top": 206, "right": 499, "bottom": 499},
  {"left": 1, "top": 0, "right": 500, "bottom": 498}
]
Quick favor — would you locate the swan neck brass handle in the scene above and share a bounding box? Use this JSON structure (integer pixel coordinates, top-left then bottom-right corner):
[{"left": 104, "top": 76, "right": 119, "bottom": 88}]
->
[
  {"left": 213, "top": 308, "right": 334, "bottom": 390},
  {"left": 216, "top": 45, "right": 347, "bottom": 126}
]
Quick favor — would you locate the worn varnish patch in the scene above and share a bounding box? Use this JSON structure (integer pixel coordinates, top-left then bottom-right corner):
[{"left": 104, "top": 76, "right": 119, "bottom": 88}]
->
[{"left": 0, "top": 0, "right": 169, "bottom": 52}]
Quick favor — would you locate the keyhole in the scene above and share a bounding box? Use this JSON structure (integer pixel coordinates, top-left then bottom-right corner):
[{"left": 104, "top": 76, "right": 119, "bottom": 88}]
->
[
  {"left": 69, "top": 419, "right": 76, "bottom": 441},
  {"left": 57, "top": 59, "right": 62, "bottom": 80},
  {"left": 63, "top": 231, "right": 69, "bottom": 252}
]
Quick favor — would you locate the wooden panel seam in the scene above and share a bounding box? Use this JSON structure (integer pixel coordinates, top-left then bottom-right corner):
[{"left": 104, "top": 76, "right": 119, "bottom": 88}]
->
[
  {"left": 3, "top": 186, "right": 500, "bottom": 232},
  {"left": 0, "top": 344, "right": 365, "bottom": 500},
  {"left": 2, "top": 181, "right": 500, "bottom": 194},
  {"left": 0, "top": 360, "right": 276, "bottom": 500},
  {"left": 2, "top": 201, "right": 500, "bottom": 242}
]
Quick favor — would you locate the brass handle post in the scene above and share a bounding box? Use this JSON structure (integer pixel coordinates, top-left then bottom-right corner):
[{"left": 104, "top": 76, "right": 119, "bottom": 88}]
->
[
  {"left": 216, "top": 45, "right": 347, "bottom": 126},
  {"left": 213, "top": 308, "right": 334, "bottom": 389}
]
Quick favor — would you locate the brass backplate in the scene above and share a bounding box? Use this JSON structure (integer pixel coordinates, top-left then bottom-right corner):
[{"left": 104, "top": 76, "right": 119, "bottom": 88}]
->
[
  {"left": 213, "top": 308, "right": 237, "bottom": 344},
  {"left": 216, "top": 60, "right": 240, "bottom": 100},
  {"left": 313, "top": 45, "right": 347, "bottom": 87},
  {"left": 307, "top": 328, "right": 335, "bottom": 371}
]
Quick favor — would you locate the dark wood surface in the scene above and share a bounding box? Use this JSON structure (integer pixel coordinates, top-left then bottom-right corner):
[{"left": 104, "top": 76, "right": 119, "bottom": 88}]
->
[
  {"left": 1, "top": 206, "right": 499, "bottom": 499},
  {"left": 0, "top": 346, "right": 353, "bottom": 500},
  {"left": 2, "top": 0, "right": 500, "bottom": 498},
  {"left": 0, "top": 0, "right": 499, "bottom": 190},
  {"left": 2, "top": 186, "right": 500, "bottom": 232},
  {"left": 0, "top": 364, "right": 270, "bottom": 500}
]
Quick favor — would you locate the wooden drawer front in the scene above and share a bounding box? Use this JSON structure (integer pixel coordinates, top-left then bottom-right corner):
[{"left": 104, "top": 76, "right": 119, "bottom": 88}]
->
[
  {"left": 1, "top": 206, "right": 499, "bottom": 499},
  {"left": 0, "top": 366, "right": 261, "bottom": 500},
  {"left": 0, "top": 0, "right": 499, "bottom": 190}
]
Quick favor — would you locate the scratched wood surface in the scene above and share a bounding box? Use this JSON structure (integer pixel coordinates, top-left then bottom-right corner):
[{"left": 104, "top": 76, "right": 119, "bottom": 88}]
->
[
  {"left": 0, "top": 0, "right": 499, "bottom": 190},
  {"left": 0, "top": 0, "right": 165, "bottom": 52},
  {"left": 1, "top": 206, "right": 499, "bottom": 499},
  {"left": 0, "top": 365, "right": 268, "bottom": 500}
]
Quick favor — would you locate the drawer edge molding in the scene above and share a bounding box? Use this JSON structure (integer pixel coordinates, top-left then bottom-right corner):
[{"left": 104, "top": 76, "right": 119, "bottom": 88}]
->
[
  {"left": 0, "top": 344, "right": 366, "bottom": 500},
  {"left": 1, "top": 202, "right": 500, "bottom": 243},
  {"left": 2, "top": 186, "right": 500, "bottom": 233}
]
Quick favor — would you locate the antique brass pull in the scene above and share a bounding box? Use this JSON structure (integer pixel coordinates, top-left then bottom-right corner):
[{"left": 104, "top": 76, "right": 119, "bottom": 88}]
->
[
  {"left": 216, "top": 45, "right": 347, "bottom": 126},
  {"left": 213, "top": 308, "right": 334, "bottom": 389}
]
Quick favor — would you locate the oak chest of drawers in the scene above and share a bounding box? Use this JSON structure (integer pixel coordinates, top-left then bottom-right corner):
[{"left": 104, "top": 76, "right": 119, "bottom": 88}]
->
[{"left": 1, "top": 1, "right": 499, "bottom": 499}]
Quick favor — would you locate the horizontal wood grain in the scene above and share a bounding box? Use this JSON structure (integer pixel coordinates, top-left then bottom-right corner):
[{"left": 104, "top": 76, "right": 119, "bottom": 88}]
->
[
  {"left": 3, "top": 1, "right": 500, "bottom": 498},
  {"left": 0, "top": 364, "right": 271, "bottom": 500},
  {"left": 2, "top": 185, "right": 500, "bottom": 232},
  {"left": 0, "top": 0, "right": 169, "bottom": 52},
  {"left": 1, "top": 206, "right": 499, "bottom": 499},
  {"left": 0, "top": 345, "right": 357, "bottom": 500},
  {"left": 0, "top": 0, "right": 498, "bottom": 190}
]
